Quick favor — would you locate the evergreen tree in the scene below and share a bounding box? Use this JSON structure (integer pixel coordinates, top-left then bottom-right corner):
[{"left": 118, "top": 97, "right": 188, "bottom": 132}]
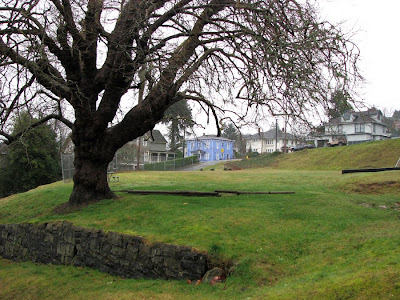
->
[
  {"left": 221, "top": 123, "right": 238, "bottom": 141},
  {"left": 328, "top": 90, "right": 353, "bottom": 120},
  {"left": 163, "top": 101, "right": 194, "bottom": 153},
  {"left": 0, "top": 112, "right": 61, "bottom": 197},
  {"left": 222, "top": 123, "right": 246, "bottom": 156}
]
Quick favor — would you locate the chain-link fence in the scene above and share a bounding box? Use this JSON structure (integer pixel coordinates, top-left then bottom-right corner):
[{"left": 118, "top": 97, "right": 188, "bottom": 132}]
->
[
  {"left": 144, "top": 156, "right": 198, "bottom": 171},
  {"left": 61, "top": 152, "right": 198, "bottom": 183},
  {"left": 60, "top": 153, "right": 75, "bottom": 183},
  {"left": 109, "top": 148, "right": 143, "bottom": 172}
]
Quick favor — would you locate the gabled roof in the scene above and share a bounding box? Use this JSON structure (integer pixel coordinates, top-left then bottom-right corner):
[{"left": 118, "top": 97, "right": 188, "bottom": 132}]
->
[
  {"left": 328, "top": 109, "right": 387, "bottom": 126},
  {"left": 245, "top": 127, "right": 294, "bottom": 140},
  {"left": 392, "top": 110, "right": 400, "bottom": 119},
  {"left": 144, "top": 130, "right": 167, "bottom": 144}
]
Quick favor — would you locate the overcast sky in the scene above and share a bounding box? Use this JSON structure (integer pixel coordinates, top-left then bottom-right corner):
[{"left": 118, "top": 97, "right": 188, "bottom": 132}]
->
[
  {"left": 319, "top": 0, "right": 400, "bottom": 114},
  {"left": 166, "top": 0, "right": 400, "bottom": 136}
]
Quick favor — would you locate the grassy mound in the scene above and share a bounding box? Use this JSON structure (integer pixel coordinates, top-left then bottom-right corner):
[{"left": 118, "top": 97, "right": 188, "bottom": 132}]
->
[
  {"left": 1, "top": 164, "right": 400, "bottom": 298},
  {"left": 229, "top": 138, "right": 400, "bottom": 170}
]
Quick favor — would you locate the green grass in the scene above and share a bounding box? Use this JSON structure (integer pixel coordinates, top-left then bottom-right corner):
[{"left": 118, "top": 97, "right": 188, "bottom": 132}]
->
[
  {"left": 229, "top": 138, "right": 400, "bottom": 170},
  {"left": 1, "top": 140, "right": 400, "bottom": 299}
]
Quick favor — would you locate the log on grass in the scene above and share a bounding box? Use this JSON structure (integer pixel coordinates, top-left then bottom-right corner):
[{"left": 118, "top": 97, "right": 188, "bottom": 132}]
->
[
  {"left": 123, "top": 190, "right": 220, "bottom": 197},
  {"left": 342, "top": 167, "right": 400, "bottom": 174},
  {"left": 215, "top": 190, "right": 295, "bottom": 195}
]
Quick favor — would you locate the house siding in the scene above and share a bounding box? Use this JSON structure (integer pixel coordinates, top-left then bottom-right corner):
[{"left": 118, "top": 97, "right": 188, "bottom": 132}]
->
[
  {"left": 320, "top": 109, "right": 390, "bottom": 146},
  {"left": 186, "top": 136, "right": 234, "bottom": 162},
  {"left": 245, "top": 128, "right": 296, "bottom": 153}
]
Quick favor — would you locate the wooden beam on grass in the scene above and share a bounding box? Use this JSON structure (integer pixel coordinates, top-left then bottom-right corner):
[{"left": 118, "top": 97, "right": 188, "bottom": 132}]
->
[
  {"left": 342, "top": 167, "right": 400, "bottom": 174},
  {"left": 118, "top": 190, "right": 295, "bottom": 197},
  {"left": 215, "top": 190, "right": 295, "bottom": 195},
  {"left": 122, "top": 190, "right": 220, "bottom": 197}
]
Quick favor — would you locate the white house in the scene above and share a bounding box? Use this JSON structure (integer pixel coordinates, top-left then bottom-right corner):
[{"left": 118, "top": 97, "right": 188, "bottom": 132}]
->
[
  {"left": 317, "top": 109, "right": 390, "bottom": 146},
  {"left": 245, "top": 127, "right": 297, "bottom": 153}
]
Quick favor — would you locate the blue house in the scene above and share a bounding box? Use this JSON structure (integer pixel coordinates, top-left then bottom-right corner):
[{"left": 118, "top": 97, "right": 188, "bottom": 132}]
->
[{"left": 185, "top": 135, "right": 234, "bottom": 162}]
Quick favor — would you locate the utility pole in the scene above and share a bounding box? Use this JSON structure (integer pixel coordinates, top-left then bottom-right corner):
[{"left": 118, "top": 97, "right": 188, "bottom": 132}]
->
[
  {"left": 275, "top": 119, "right": 278, "bottom": 152},
  {"left": 284, "top": 115, "right": 287, "bottom": 153},
  {"left": 183, "top": 127, "right": 185, "bottom": 158}
]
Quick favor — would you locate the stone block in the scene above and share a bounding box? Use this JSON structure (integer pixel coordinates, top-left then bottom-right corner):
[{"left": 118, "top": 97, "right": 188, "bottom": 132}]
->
[
  {"left": 0, "top": 222, "right": 213, "bottom": 281},
  {"left": 110, "top": 245, "right": 122, "bottom": 256},
  {"left": 56, "top": 242, "right": 74, "bottom": 256},
  {"left": 44, "top": 233, "right": 54, "bottom": 243},
  {"left": 107, "top": 231, "right": 122, "bottom": 247},
  {"left": 63, "top": 231, "right": 75, "bottom": 244}
]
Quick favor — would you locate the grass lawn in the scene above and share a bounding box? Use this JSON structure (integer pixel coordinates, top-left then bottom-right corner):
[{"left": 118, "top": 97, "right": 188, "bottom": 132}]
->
[
  {"left": 229, "top": 138, "right": 400, "bottom": 171},
  {"left": 1, "top": 163, "right": 400, "bottom": 299}
]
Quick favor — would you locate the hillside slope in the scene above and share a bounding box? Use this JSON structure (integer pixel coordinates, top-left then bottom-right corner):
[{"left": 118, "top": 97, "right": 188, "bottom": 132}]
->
[{"left": 229, "top": 138, "right": 400, "bottom": 170}]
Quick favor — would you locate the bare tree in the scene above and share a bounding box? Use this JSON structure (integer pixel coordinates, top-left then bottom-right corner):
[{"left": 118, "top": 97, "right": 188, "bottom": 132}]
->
[{"left": 0, "top": 0, "right": 361, "bottom": 206}]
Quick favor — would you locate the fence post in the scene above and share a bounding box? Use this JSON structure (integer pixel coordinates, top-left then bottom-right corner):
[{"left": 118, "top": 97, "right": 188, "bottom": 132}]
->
[{"left": 61, "top": 154, "right": 65, "bottom": 183}]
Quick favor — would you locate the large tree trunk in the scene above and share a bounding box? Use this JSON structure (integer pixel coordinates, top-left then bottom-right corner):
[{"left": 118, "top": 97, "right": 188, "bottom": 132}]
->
[
  {"left": 69, "top": 158, "right": 115, "bottom": 206},
  {"left": 68, "top": 133, "right": 117, "bottom": 206}
]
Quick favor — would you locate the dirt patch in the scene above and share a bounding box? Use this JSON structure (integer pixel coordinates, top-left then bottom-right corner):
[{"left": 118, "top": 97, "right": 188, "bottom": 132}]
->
[
  {"left": 228, "top": 165, "right": 243, "bottom": 170},
  {"left": 348, "top": 180, "right": 400, "bottom": 195}
]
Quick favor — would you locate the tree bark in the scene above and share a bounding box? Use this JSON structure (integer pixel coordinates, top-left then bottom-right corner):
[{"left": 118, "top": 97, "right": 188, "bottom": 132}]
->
[{"left": 68, "top": 132, "right": 117, "bottom": 206}]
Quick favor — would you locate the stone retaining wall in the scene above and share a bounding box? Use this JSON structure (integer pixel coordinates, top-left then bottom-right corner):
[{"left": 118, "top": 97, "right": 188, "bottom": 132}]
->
[{"left": 0, "top": 221, "right": 209, "bottom": 280}]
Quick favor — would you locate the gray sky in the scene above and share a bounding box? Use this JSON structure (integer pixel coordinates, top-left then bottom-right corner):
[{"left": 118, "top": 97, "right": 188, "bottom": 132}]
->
[
  {"left": 319, "top": 0, "right": 400, "bottom": 114},
  {"left": 167, "top": 1, "right": 400, "bottom": 136}
]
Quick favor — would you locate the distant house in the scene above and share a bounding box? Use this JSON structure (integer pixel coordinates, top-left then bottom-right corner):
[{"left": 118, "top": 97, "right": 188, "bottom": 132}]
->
[
  {"left": 185, "top": 135, "right": 234, "bottom": 161},
  {"left": 134, "top": 130, "right": 175, "bottom": 163},
  {"left": 245, "top": 127, "right": 297, "bottom": 153},
  {"left": 392, "top": 110, "right": 400, "bottom": 130},
  {"left": 62, "top": 130, "right": 174, "bottom": 170},
  {"left": 316, "top": 108, "right": 390, "bottom": 146}
]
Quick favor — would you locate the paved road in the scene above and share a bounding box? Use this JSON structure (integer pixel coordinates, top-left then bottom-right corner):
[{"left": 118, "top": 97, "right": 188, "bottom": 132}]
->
[{"left": 177, "top": 159, "right": 240, "bottom": 171}]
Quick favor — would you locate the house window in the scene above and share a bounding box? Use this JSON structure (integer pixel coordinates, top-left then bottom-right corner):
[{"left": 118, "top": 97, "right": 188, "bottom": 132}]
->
[
  {"left": 216, "top": 142, "right": 220, "bottom": 149},
  {"left": 143, "top": 140, "right": 148, "bottom": 147},
  {"left": 355, "top": 124, "right": 365, "bottom": 133},
  {"left": 338, "top": 125, "right": 343, "bottom": 133},
  {"left": 205, "top": 153, "right": 210, "bottom": 160}
]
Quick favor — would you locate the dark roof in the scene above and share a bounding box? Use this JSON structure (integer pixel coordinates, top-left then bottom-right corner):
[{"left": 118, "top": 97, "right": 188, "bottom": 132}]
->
[
  {"left": 144, "top": 130, "right": 167, "bottom": 144},
  {"left": 245, "top": 127, "right": 294, "bottom": 140},
  {"left": 328, "top": 109, "right": 386, "bottom": 126},
  {"left": 392, "top": 110, "right": 400, "bottom": 119}
]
